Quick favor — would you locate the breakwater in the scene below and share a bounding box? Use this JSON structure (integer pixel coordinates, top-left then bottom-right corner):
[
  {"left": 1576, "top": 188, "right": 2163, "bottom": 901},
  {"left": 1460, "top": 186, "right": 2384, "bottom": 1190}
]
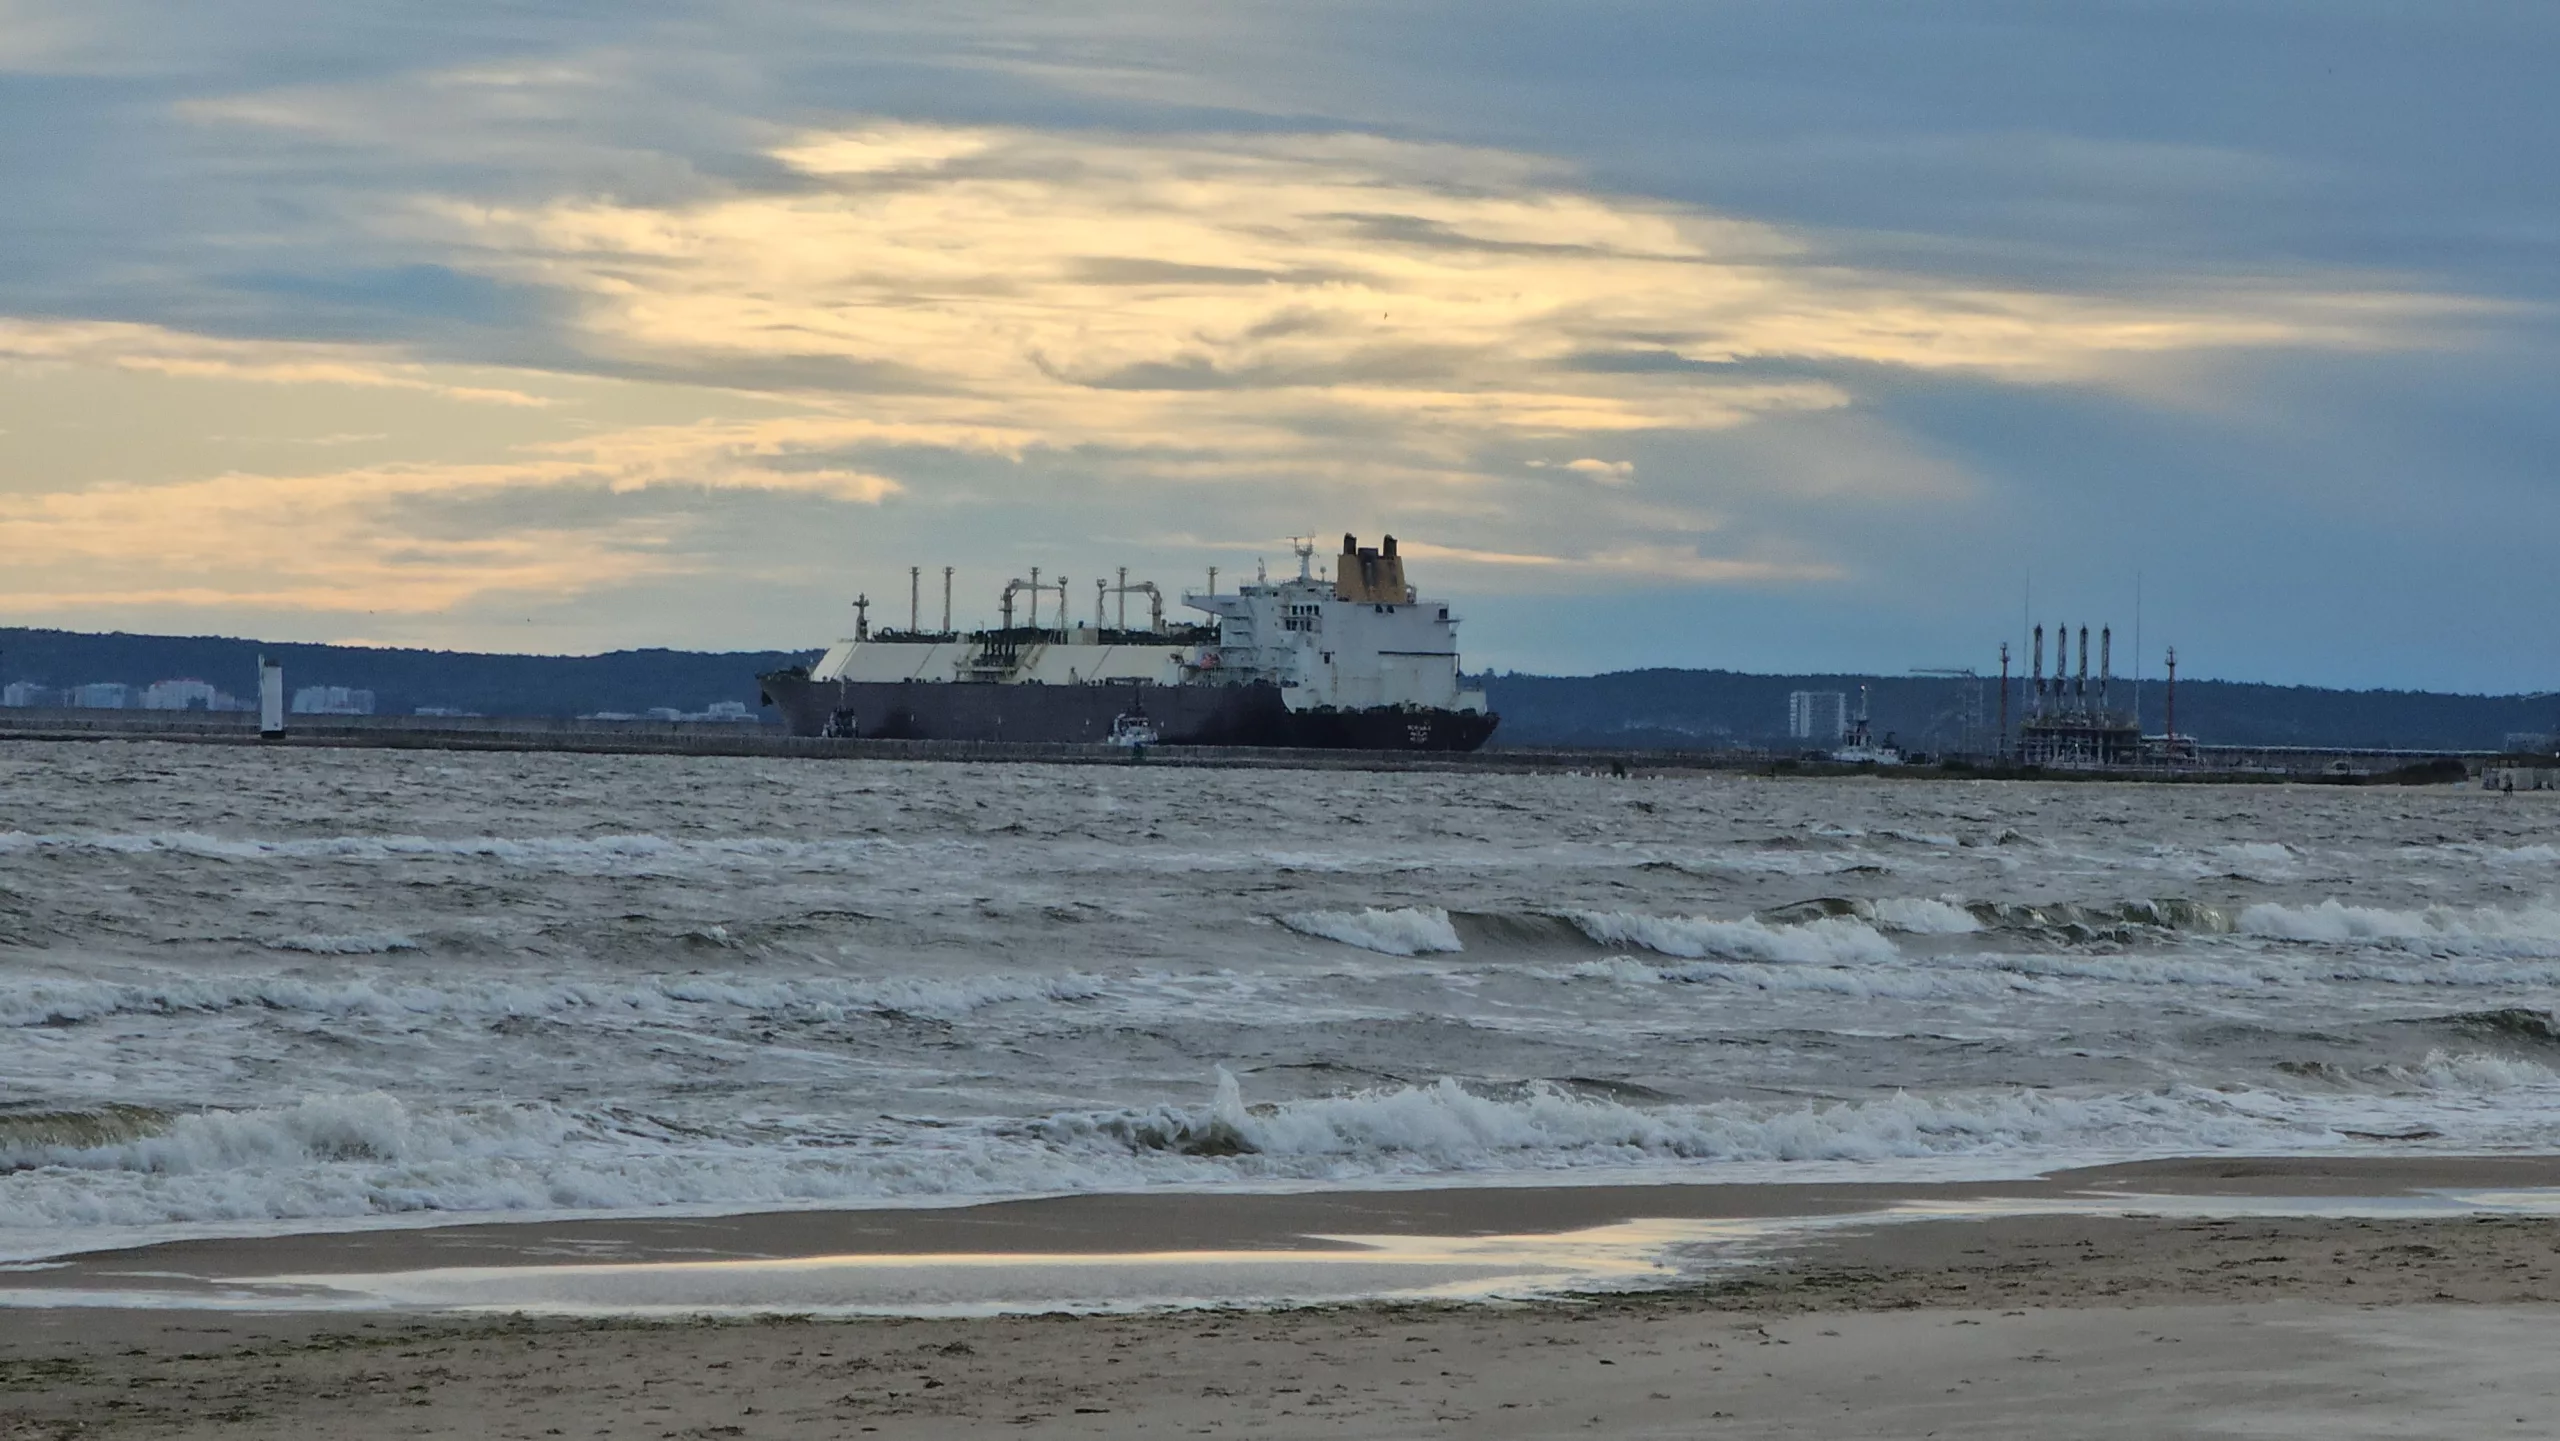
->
[
  {"left": 0, "top": 708, "right": 2512, "bottom": 780},
  {"left": 0, "top": 707, "right": 1738, "bottom": 774}
]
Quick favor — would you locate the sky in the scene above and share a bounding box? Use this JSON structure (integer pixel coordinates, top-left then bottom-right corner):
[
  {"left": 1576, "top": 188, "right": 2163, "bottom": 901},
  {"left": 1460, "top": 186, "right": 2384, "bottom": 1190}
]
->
[{"left": 2, "top": 1, "right": 2555, "bottom": 688}]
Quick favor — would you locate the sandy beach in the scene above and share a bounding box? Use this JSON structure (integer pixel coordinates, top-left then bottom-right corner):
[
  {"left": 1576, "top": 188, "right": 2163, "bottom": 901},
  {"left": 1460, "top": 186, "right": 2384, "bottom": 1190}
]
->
[{"left": 10, "top": 1156, "right": 2560, "bottom": 1438}]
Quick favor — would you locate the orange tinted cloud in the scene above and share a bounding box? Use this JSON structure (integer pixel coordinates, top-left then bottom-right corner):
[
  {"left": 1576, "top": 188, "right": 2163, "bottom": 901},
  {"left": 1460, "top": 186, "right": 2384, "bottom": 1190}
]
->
[
  {"left": 408, "top": 122, "right": 2462, "bottom": 466},
  {"left": 0, "top": 123, "right": 2485, "bottom": 623}
]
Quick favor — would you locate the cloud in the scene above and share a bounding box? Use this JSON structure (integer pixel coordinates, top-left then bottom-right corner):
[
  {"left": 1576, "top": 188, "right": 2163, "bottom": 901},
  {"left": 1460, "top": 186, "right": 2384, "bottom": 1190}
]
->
[
  {"left": 0, "top": 409, "right": 903, "bottom": 616},
  {"left": 0, "top": 319, "right": 552, "bottom": 406},
  {"left": 0, "top": 0, "right": 135, "bottom": 75},
  {"left": 389, "top": 122, "right": 2462, "bottom": 485},
  {"left": 0, "top": 116, "right": 2487, "bottom": 634},
  {"left": 1397, "top": 539, "right": 1836, "bottom": 587}
]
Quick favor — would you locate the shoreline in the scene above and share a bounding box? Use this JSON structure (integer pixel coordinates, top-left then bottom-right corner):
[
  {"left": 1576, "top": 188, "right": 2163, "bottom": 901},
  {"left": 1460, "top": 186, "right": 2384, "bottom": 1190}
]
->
[
  {"left": 9, "top": 1162, "right": 2560, "bottom": 1436},
  {"left": 13, "top": 1153, "right": 2560, "bottom": 1313}
]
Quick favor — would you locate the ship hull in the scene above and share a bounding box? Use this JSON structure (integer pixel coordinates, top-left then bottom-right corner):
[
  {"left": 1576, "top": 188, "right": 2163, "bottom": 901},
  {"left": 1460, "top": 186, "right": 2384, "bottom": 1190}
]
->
[{"left": 759, "top": 674, "right": 1497, "bottom": 752}]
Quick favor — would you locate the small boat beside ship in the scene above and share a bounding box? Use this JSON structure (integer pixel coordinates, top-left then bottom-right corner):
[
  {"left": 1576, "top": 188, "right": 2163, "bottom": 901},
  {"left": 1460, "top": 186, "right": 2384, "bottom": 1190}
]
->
[
  {"left": 1827, "top": 685, "right": 1904, "bottom": 765},
  {"left": 759, "top": 533, "right": 1499, "bottom": 751}
]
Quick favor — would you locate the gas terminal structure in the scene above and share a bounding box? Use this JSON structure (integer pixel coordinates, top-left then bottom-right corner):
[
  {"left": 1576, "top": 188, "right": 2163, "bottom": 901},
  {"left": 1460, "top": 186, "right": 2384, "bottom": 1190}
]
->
[{"left": 2017, "top": 622, "right": 2142, "bottom": 766}]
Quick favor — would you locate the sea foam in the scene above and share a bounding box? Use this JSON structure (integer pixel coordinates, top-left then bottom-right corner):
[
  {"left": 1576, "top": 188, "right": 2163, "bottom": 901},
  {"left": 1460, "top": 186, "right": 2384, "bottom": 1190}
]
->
[{"left": 2241, "top": 900, "right": 2560, "bottom": 957}]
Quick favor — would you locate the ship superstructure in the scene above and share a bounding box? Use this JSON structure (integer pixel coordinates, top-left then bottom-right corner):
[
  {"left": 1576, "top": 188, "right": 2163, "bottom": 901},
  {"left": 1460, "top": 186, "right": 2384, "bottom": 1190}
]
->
[{"left": 759, "top": 534, "right": 1497, "bottom": 750}]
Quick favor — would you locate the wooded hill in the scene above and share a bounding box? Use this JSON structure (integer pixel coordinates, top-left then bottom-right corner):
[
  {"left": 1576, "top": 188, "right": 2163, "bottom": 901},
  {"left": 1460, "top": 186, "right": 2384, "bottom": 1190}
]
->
[
  {"left": 0, "top": 628, "right": 816, "bottom": 720},
  {"left": 1478, "top": 668, "right": 2557, "bottom": 754}
]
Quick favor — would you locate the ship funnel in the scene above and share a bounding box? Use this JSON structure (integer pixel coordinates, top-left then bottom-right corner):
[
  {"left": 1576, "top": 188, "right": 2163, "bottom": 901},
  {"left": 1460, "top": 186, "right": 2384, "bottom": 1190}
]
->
[{"left": 1335, "top": 528, "right": 1409, "bottom": 604}]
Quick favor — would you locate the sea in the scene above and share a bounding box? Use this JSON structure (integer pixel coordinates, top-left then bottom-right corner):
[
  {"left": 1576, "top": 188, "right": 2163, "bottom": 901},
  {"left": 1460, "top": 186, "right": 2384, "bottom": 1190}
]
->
[{"left": 5, "top": 742, "right": 2558, "bottom": 1262}]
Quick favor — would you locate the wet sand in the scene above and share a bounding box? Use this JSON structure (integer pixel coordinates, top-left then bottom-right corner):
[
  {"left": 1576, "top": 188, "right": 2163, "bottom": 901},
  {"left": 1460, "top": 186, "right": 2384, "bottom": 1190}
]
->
[
  {"left": 10, "top": 1156, "right": 2560, "bottom": 1437},
  {"left": 21, "top": 1152, "right": 2560, "bottom": 1286}
]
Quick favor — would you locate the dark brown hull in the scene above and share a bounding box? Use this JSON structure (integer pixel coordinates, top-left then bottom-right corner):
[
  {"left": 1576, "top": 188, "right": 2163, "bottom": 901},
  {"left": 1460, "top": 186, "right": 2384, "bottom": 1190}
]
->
[{"left": 758, "top": 674, "right": 1497, "bottom": 751}]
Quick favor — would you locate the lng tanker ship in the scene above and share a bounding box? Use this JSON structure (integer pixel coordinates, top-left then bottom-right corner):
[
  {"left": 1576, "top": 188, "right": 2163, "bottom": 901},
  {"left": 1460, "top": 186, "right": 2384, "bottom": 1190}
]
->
[{"left": 758, "top": 533, "right": 1498, "bottom": 750}]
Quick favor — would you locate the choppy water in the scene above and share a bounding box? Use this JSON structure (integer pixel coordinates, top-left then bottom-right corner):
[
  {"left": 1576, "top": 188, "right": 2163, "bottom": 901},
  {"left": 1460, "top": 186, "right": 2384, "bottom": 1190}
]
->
[{"left": 4, "top": 742, "right": 2558, "bottom": 1260}]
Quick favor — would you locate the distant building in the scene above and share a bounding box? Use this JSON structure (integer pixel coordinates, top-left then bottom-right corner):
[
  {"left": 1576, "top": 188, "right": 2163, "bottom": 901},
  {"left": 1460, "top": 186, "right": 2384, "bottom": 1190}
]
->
[
  {"left": 1787, "top": 690, "right": 1847, "bottom": 742},
  {"left": 413, "top": 706, "right": 479, "bottom": 718},
  {"left": 642, "top": 701, "right": 758, "bottom": 722},
  {"left": 142, "top": 678, "right": 221, "bottom": 711},
  {"left": 69, "top": 682, "right": 130, "bottom": 709},
  {"left": 290, "top": 685, "right": 376, "bottom": 716},
  {"left": 3, "top": 681, "right": 54, "bottom": 708}
]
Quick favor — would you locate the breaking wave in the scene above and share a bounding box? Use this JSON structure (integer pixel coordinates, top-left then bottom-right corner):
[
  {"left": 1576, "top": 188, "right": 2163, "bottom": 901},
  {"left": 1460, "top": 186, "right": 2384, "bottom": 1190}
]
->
[
  {"left": 2240, "top": 900, "right": 2560, "bottom": 957},
  {"left": 1977, "top": 898, "right": 2238, "bottom": 936},
  {"left": 1279, "top": 907, "right": 1465, "bottom": 957},
  {"left": 266, "top": 932, "right": 421, "bottom": 955},
  {"left": 2390, "top": 1050, "right": 2558, "bottom": 1091},
  {"left": 1755, "top": 896, "right": 2236, "bottom": 940},
  {"left": 0, "top": 830, "right": 914, "bottom": 876},
  {"left": 18, "top": 1064, "right": 2560, "bottom": 1254},
  {"left": 1867, "top": 897, "right": 1983, "bottom": 934},
  {"left": 0, "top": 969, "right": 1108, "bottom": 1030},
  {"left": 2434, "top": 1008, "right": 2560, "bottom": 1045},
  {"left": 1563, "top": 911, "right": 1898, "bottom": 965},
  {"left": 1037, "top": 1068, "right": 2138, "bottom": 1166},
  {"left": 1566, "top": 955, "right": 2032, "bottom": 1001}
]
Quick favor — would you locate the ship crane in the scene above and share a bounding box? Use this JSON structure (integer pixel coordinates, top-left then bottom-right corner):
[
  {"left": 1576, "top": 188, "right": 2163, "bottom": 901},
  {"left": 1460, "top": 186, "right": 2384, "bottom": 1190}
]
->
[
  {"left": 999, "top": 569, "right": 1071, "bottom": 633},
  {"left": 1098, "top": 567, "right": 1167, "bottom": 632},
  {"left": 1911, "top": 666, "right": 1986, "bottom": 757}
]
